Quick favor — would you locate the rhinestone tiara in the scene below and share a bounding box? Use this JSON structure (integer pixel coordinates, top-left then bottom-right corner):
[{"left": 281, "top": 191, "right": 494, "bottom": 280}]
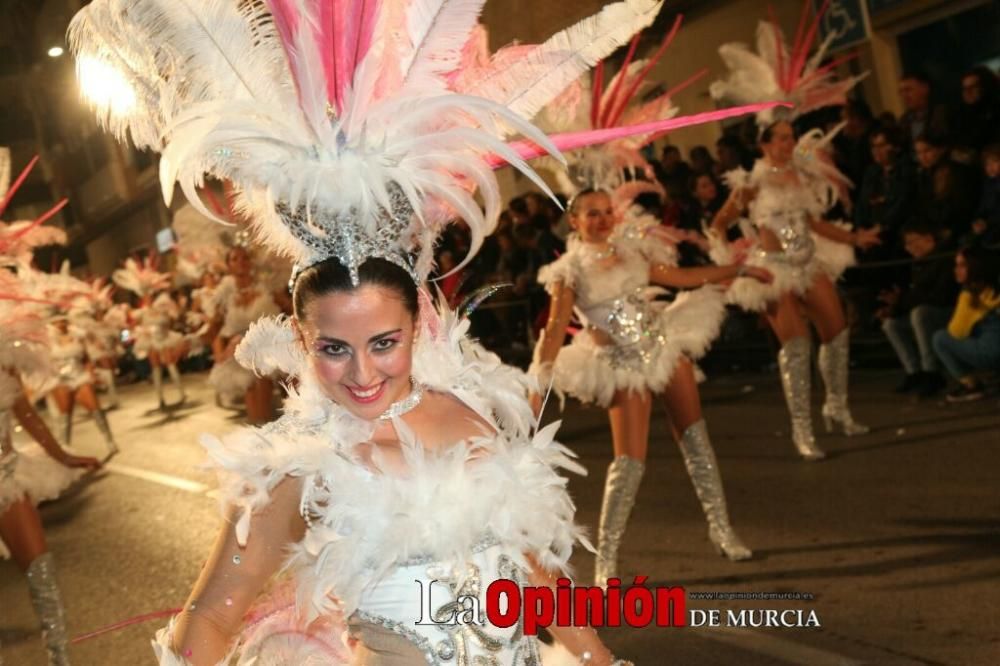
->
[{"left": 278, "top": 183, "right": 420, "bottom": 291}]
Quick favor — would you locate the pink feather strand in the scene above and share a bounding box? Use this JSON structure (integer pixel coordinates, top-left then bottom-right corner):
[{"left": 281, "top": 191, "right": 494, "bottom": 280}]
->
[
  {"left": 71, "top": 608, "right": 184, "bottom": 644},
  {"left": 0, "top": 155, "right": 39, "bottom": 218},
  {"left": 797, "top": 51, "right": 860, "bottom": 89},
  {"left": 490, "top": 102, "right": 792, "bottom": 167},
  {"left": 591, "top": 60, "right": 605, "bottom": 129},
  {"left": 12, "top": 198, "right": 69, "bottom": 240},
  {"left": 599, "top": 33, "right": 641, "bottom": 128},
  {"left": 788, "top": 0, "right": 812, "bottom": 79},
  {"left": 606, "top": 14, "right": 683, "bottom": 128},
  {"left": 790, "top": 0, "right": 831, "bottom": 86}
]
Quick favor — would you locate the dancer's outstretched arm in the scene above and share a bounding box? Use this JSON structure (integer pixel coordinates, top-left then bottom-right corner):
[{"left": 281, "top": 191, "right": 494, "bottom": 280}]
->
[
  {"left": 649, "top": 263, "right": 772, "bottom": 289},
  {"left": 167, "top": 477, "right": 305, "bottom": 665},
  {"left": 10, "top": 386, "right": 100, "bottom": 470},
  {"left": 529, "top": 282, "right": 576, "bottom": 415},
  {"left": 810, "top": 218, "right": 881, "bottom": 249}
]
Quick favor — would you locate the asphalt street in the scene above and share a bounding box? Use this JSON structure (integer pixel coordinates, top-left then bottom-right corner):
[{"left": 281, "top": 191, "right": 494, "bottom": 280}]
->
[{"left": 1, "top": 368, "right": 997, "bottom": 665}]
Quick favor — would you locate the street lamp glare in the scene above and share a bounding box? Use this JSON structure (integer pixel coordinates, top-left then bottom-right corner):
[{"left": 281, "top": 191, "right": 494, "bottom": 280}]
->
[{"left": 78, "top": 56, "right": 136, "bottom": 115}]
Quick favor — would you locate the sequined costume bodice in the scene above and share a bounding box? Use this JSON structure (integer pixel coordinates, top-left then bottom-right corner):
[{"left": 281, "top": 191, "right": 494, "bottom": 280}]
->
[{"left": 743, "top": 160, "right": 828, "bottom": 267}]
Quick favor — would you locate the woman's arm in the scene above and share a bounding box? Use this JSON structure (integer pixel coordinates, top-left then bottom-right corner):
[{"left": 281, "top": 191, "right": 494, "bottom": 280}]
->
[
  {"left": 528, "top": 283, "right": 575, "bottom": 414},
  {"left": 649, "top": 263, "right": 772, "bottom": 289},
  {"left": 810, "top": 219, "right": 881, "bottom": 249},
  {"left": 169, "top": 477, "right": 306, "bottom": 665},
  {"left": 709, "top": 186, "right": 754, "bottom": 237},
  {"left": 524, "top": 558, "right": 626, "bottom": 666},
  {"left": 11, "top": 391, "right": 101, "bottom": 470}
]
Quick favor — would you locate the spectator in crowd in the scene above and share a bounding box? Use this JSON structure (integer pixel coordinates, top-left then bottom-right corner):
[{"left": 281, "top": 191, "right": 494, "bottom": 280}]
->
[
  {"left": 878, "top": 219, "right": 958, "bottom": 396},
  {"left": 969, "top": 143, "right": 1000, "bottom": 246},
  {"left": 530, "top": 212, "right": 565, "bottom": 264},
  {"left": 689, "top": 145, "right": 717, "bottom": 176},
  {"left": 687, "top": 172, "right": 725, "bottom": 230},
  {"left": 913, "top": 133, "right": 979, "bottom": 241},
  {"left": 898, "top": 72, "right": 951, "bottom": 154},
  {"left": 834, "top": 100, "right": 875, "bottom": 200},
  {"left": 655, "top": 144, "right": 693, "bottom": 194},
  {"left": 716, "top": 134, "right": 751, "bottom": 174},
  {"left": 507, "top": 195, "right": 530, "bottom": 226},
  {"left": 932, "top": 245, "right": 1000, "bottom": 402},
  {"left": 855, "top": 126, "right": 916, "bottom": 254},
  {"left": 952, "top": 66, "right": 1000, "bottom": 164}
]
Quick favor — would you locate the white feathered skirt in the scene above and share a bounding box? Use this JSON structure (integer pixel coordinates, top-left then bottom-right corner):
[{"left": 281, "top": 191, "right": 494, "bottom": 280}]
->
[
  {"left": 548, "top": 287, "right": 727, "bottom": 408},
  {"left": 1, "top": 444, "right": 84, "bottom": 559},
  {"left": 716, "top": 229, "right": 856, "bottom": 313}
]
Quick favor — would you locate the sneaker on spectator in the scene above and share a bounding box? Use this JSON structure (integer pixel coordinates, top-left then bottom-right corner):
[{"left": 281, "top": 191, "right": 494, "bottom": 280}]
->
[
  {"left": 917, "top": 372, "right": 946, "bottom": 398},
  {"left": 945, "top": 383, "right": 985, "bottom": 403},
  {"left": 894, "top": 373, "right": 923, "bottom": 393}
]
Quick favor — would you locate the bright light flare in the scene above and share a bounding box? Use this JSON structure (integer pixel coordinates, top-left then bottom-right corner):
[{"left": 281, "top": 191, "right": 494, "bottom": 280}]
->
[
  {"left": 77, "top": 56, "right": 135, "bottom": 115},
  {"left": 47, "top": 46, "right": 64, "bottom": 58}
]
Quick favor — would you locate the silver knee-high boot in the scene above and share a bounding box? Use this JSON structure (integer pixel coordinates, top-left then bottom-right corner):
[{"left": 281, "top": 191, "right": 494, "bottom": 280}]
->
[
  {"left": 778, "top": 337, "right": 825, "bottom": 460},
  {"left": 677, "top": 420, "right": 752, "bottom": 560},
  {"left": 96, "top": 367, "right": 118, "bottom": 409},
  {"left": 594, "top": 456, "right": 645, "bottom": 586},
  {"left": 92, "top": 408, "right": 118, "bottom": 458},
  {"left": 26, "top": 553, "right": 71, "bottom": 666},
  {"left": 58, "top": 411, "right": 72, "bottom": 449},
  {"left": 151, "top": 365, "right": 165, "bottom": 409},
  {"left": 818, "top": 329, "right": 869, "bottom": 436},
  {"left": 166, "top": 364, "right": 186, "bottom": 404}
]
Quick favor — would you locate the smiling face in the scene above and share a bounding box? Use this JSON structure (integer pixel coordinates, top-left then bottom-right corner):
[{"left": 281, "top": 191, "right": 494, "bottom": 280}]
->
[
  {"left": 761, "top": 121, "right": 796, "bottom": 165},
  {"left": 226, "top": 246, "right": 253, "bottom": 279},
  {"left": 570, "top": 191, "right": 616, "bottom": 244},
  {"left": 295, "top": 285, "right": 416, "bottom": 420}
]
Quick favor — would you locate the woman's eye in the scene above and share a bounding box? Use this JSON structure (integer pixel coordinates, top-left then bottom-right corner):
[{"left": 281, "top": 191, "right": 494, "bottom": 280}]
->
[
  {"left": 319, "top": 344, "right": 348, "bottom": 357},
  {"left": 373, "top": 338, "right": 397, "bottom": 352}
]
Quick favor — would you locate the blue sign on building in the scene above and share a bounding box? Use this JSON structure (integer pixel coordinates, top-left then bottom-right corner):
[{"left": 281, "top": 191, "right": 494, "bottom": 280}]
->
[{"left": 813, "top": 0, "right": 871, "bottom": 52}]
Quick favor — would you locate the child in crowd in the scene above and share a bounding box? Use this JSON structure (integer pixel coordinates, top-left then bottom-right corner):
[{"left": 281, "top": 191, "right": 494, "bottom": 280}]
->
[
  {"left": 878, "top": 220, "right": 958, "bottom": 396},
  {"left": 932, "top": 246, "right": 1000, "bottom": 402}
]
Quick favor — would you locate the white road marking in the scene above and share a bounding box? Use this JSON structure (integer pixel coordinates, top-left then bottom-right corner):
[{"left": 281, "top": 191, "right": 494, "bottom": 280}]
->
[
  {"left": 701, "top": 627, "right": 863, "bottom": 665},
  {"left": 104, "top": 462, "right": 211, "bottom": 495}
]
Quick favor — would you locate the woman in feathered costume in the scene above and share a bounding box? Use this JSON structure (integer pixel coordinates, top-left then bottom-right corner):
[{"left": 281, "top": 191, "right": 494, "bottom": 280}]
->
[
  {"left": 113, "top": 256, "right": 191, "bottom": 409},
  {"left": 70, "top": 0, "right": 782, "bottom": 661},
  {"left": 707, "top": 2, "right": 880, "bottom": 460},
  {"left": 35, "top": 265, "right": 121, "bottom": 459},
  {"left": 0, "top": 151, "right": 101, "bottom": 665},
  {"left": 528, "top": 22, "right": 774, "bottom": 585},
  {"left": 68, "top": 278, "right": 124, "bottom": 409}
]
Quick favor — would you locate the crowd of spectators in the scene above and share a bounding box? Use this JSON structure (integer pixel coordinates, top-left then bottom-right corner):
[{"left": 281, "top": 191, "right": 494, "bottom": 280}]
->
[{"left": 430, "top": 65, "right": 1000, "bottom": 399}]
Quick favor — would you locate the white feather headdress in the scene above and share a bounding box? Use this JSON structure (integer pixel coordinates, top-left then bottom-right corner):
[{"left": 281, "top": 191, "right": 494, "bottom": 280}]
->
[
  {"left": 69, "top": 0, "right": 674, "bottom": 286},
  {"left": 709, "top": 3, "right": 867, "bottom": 128}
]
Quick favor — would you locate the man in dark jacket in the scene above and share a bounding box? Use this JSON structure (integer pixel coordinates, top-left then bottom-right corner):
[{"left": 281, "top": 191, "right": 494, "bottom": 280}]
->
[{"left": 878, "top": 219, "right": 959, "bottom": 396}]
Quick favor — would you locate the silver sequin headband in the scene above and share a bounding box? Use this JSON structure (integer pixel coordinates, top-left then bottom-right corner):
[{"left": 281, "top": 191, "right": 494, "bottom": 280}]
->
[{"left": 280, "top": 183, "right": 420, "bottom": 292}]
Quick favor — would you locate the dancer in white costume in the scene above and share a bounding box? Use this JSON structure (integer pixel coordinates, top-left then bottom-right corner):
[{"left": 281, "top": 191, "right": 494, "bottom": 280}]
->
[
  {"left": 0, "top": 149, "right": 100, "bottom": 665},
  {"left": 68, "top": 0, "right": 711, "bottom": 661},
  {"left": 113, "top": 257, "right": 189, "bottom": 409},
  {"left": 528, "top": 29, "right": 777, "bottom": 583},
  {"left": 69, "top": 279, "right": 123, "bottom": 409},
  {"left": 707, "top": 4, "right": 880, "bottom": 460},
  {"left": 208, "top": 243, "right": 282, "bottom": 423}
]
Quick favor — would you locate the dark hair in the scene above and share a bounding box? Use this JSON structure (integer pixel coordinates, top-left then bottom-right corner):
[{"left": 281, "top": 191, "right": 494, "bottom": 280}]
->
[
  {"left": 982, "top": 143, "right": 1000, "bottom": 163},
  {"left": 958, "top": 246, "right": 999, "bottom": 303},
  {"left": 661, "top": 145, "right": 681, "bottom": 157},
  {"left": 901, "top": 218, "right": 943, "bottom": 239},
  {"left": 292, "top": 257, "right": 419, "bottom": 320},
  {"left": 759, "top": 119, "right": 795, "bottom": 144},
  {"left": 568, "top": 187, "right": 611, "bottom": 215},
  {"left": 915, "top": 131, "right": 949, "bottom": 149},
  {"left": 871, "top": 126, "right": 903, "bottom": 150},
  {"left": 633, "top": 192, "right": 663, "bottom": 216},
  {"left": 844, "top": 99, "right": 873, "bottom": 122},
  {"left": 508, "top": 196, "right": 529, "bottom": 216},
  {"left": 963, "top": 66, "right": 999, "bottom": 103},
  {"left": 901, "top": 71, "right": 931, "bottom": 86}
]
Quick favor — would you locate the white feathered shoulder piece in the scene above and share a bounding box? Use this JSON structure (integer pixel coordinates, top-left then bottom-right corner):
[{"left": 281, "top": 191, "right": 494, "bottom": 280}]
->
[
  {"left": 709, "top": 4, "right": 867, "bottom": 127},
  {"left": 70, "top": 0, "right": 671, "bottom": 284}
]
